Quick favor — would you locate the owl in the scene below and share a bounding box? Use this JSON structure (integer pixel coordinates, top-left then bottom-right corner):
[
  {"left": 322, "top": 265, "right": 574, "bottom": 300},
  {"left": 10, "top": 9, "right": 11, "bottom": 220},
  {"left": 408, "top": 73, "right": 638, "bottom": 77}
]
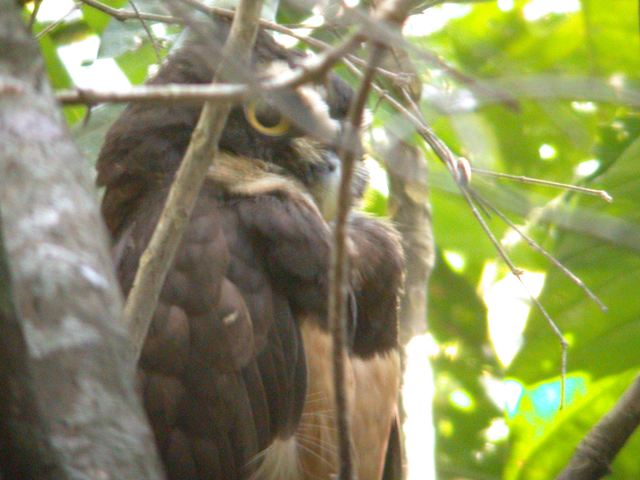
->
[{"left": 96, "top": 15, "right": 404, "bottom": 480}]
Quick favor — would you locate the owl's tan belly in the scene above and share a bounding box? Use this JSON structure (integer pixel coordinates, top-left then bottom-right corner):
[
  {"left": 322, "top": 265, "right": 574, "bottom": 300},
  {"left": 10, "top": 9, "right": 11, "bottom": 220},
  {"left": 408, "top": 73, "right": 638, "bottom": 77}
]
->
[{"left": 259, "top": 321, "right": 401, "bottom": 480}]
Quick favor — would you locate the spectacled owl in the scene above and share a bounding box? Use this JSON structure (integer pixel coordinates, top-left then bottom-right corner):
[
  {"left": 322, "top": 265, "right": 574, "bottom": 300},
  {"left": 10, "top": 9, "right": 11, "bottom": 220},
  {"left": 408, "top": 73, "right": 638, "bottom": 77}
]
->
[{"left": 97, "top": 15, "right": 404, "bottom": 480}]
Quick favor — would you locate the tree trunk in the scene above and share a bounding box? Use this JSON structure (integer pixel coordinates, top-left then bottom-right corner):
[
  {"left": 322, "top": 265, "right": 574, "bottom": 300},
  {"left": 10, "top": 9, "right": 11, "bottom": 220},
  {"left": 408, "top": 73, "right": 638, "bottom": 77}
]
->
[
  {"left": 0, "top": 3, "right": 164, "bottom": 479},
  {"left": 387, "top": 140, "right": 435, "bottom": 343},
  {"left": 388, "top": 138, "right": 436, "bottom": 480}
]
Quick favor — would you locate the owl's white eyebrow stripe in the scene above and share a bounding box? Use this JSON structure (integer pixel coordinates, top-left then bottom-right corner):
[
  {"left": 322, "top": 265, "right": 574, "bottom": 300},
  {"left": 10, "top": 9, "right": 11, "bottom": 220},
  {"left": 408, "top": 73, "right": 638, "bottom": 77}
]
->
[{"left": 294, "top": 85, "right": 341, "bottom": 137}]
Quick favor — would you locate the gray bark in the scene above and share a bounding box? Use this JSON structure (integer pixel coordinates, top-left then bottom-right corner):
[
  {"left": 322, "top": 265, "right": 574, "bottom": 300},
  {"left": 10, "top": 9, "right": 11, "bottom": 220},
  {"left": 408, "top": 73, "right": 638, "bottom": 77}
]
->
[
  {"left": 0, "top": 3, "right": 164, "bottom": 479},
  {"left": 387, "top": 138, "right": 436, "bottom": 480},
  {"left": 387, "top": 140, "right": 435, "bottom": 343}
]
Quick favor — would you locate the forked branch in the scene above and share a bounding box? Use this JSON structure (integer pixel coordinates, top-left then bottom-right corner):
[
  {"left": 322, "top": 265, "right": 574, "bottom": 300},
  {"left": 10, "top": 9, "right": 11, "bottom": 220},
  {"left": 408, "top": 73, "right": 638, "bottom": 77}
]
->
[
  {"left": 459, "top": 185, "right": 569, "bottom": 407},
  {"left": 470, "top": 190, "right": 607, "bottom": 312}
]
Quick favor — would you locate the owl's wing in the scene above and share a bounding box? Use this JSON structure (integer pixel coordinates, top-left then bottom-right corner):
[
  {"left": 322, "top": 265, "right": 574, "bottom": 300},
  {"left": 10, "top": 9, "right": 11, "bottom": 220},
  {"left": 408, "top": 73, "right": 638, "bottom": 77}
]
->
[
  {"left": 382, "top": 416, "right": 404, "bottom": 480},
  {"left": 115, "top": 186, "right": 331, "bottom": 480}
]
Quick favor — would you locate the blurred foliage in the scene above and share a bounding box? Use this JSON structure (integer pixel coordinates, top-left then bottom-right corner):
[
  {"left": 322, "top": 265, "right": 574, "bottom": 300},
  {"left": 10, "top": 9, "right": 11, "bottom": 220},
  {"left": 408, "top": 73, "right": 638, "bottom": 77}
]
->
[{"left": 24, "top": 0, "right": 640, "bottom": 478}]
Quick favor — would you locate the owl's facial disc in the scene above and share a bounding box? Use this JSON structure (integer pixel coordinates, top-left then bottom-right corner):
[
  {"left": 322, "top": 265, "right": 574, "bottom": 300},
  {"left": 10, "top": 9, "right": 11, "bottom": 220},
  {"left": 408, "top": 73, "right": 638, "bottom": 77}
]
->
[
  {"left": 289, "top": 137, "right": 369, "bottom": 221},
  {"left": 234, "top": 61, "right": 366, "bottom": 219},
  {"left": 289, "top": 139, "right": 341, "bottom": 220}
]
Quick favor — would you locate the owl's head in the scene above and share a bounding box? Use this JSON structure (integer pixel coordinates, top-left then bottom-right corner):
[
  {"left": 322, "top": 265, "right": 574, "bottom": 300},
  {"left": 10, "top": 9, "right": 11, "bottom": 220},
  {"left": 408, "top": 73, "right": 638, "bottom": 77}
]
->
[
  {"left": 215, "top": 59, "right": 364, "bottom": 220},
  {"left": 97, "top": 15, "right": 366, "bottom": 234}
]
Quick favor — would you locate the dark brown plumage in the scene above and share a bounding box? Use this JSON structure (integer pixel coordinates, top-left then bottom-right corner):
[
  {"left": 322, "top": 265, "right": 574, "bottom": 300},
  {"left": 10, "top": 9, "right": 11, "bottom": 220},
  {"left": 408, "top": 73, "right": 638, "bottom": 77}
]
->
[{"left": 97, "top": 15, "right": 404, "bottom": 480}]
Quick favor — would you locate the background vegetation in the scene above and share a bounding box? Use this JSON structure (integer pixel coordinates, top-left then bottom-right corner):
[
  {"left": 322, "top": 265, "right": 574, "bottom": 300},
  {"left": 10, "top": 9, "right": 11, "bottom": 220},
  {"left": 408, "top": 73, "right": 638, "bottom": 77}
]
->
[{"left": 23, "top": 0, "right": 640, "bottom": 478}]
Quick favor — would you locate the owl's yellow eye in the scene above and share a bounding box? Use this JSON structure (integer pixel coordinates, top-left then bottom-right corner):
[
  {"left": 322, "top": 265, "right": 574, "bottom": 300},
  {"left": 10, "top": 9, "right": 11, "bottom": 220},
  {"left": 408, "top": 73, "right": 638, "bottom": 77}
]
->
[{"left": 244, "top": 99, "right": 291, "bottom": 137}]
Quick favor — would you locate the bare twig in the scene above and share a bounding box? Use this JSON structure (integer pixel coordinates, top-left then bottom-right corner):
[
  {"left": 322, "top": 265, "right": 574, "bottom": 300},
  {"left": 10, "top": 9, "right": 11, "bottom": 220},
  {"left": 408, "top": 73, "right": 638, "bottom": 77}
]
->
[
  {"left": 128, "top": 0, "right": 163, "bottom": 63},
  {"left": 473, "top": 168, "right": 613, "bottom": 202},
  {"left": 363, "top": 75, "right": 613, "bottom": 321},
  {"left": 344, "top": 3, "right": 520, "bottom": 109},
  {"left": 79, "top": 0, "right": 179, "bottom": 24},
  {"left": 57, "top": 82, "right": 250, "bottom": 105},
  {"left": 57, "top": 32, "right": 362, "bottom": 107},
  {"left": 78, "top": 0, "right": 516, "bottom": 110},
  {"left": 182, "top": 0, "right": 433, "bottom": 86},
  {"left": 471, "top": 191, "right": 608, "bottom": 312},
  {"left": 79, "top": 0, "right": 296, "bottom": 36},
  {"left": 461, "top": 185, "right": 568, "bottom": 408},
  {"left": 327, "top": 0, "right": 415, "bottom": 476},
  {"left": 123, "top": 0, "right": 264, "bottom": 358},
  {"left": 557, "top": 374, "right": 640, "bottom": 480},
  {"left": 375, "top": 81, "right": 572, "bottom": 405},
  {"left": 420, "top": 57, "right": 520, "bottom": 111},
  {"left": 381, "top": 91, "right": 590, "bottom": 385},
  {"left": 330, "top": 40, "right": 386, "bottom": 480},
  {"left": 71, "top": 0, "right": 422, "bottom": 103},
  {"left": 27, "top": 0, "right": 42, "bottom": 31},
  {"left": 35, "top": 3, "right": 79, "bottom": 40}
]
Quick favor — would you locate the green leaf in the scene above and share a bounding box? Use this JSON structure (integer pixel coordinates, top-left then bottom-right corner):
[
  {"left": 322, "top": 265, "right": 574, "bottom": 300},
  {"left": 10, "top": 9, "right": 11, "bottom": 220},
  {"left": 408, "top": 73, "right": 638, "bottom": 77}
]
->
[
  {"left": 429, "top": 162, "right": 508, "bottom": 278},
  {"left": 506, "top": 370, "right": 640, "bottom": 480},
  {"left": 96, "top": 0, "right": 172, "bottom": 59},
  {"left": 37, "top": 34, "right": 73, "bottom": 90},
  {"left": 35, "top": 34, "right": 86, "bottom": 125},
  {"left": 430, "top": 253, "right": 505, "bottom": 479},
  {"left": 116, "top": 41, "right": 162, "bottom": 84},
  {"left": 98, "top": 18, "right": 148, "bottom": 59},
  {"left": 81, "top": 0, "right": 127, "bottom": 35},
  {"left": 510, "top": 132, "right": 640, "bottom": 382},
  {"left": 362, "top": 187, "right": 388, "bottom": 217},
  {"left": 581, "top": 0, "right": 640, "bottom": 75}
]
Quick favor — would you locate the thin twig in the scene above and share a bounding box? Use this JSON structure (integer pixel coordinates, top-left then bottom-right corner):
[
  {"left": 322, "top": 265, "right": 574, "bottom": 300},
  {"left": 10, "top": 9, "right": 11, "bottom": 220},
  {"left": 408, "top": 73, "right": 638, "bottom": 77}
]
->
[
  {"left": 376, "top": 80, "right": 571, "bottom": 406},
  {"left": 79, "top": 0, "right": 179, "bottom": 24},
  {"left": 56, "top": 44, "right": 407, "bottom": 107},
  {"left": 473, "top": 168, "right": 613, "bottom": 202},
  {"left": 27, "top": 0, "right": 42, "bottom": 31},
  {"left": 410, "top": 46, "right": 520, "bottom": 111},
  {"left": 330, "top": 41, "right": 386, "bottom": 480},
  {"left": 128, "top": 0, "right": 162, "bottom": 63},
  {"left": 123, "top": 0, "right": 264, "bottom": 358},
  {"left": 327, "top": 0, "right": 414, "bottom": 475},
  {"left": 557, "top": 374, "right": 640, "bottom": 480},
  {"left": 35, "top": 3, "right": 79, "bottom": 40},
  {"left": 57, "top": 33, "right": 362, "bottom": 106},
  {"left": 77, "top": 0, "right": 415, "bottom": 93},
  {"left": 181, "top": 0, "right": 425, "bottom": 85},
  {"left": 460, "top": 185, "right": 568, "bottom": 407},
  {"left": 471, "top": 191, "right": 608, "bottom": 312},
  {"left": 81, "top": 0, "right": 510, "bottom": 107},
  {"left": 345, "top": 4, "right": 519, "bottom": 109},
  {"left": 57, "top": 82, "right": 250, "bottom": 105}
]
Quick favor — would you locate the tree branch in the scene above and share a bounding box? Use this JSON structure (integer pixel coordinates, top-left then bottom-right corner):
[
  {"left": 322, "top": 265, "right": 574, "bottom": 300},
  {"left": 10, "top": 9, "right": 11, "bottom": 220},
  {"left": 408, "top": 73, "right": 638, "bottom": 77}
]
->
[
  {"left": 0, "top": 3, "right": 164, "bottom": 478},
  {"left": 328, "top": 0, "right": 414, "bottom": 477},
  {"left": 557, "top": 375, "right": 640, "bottom": 480},
  {"left": 57, "top": 33, "right": 361, "bottom": 106},
  {"left": 57, "top": 82, "right": 250, "bottom": 105},
  {"left": 330, "top": 42, "right": 386, "bottom": 479},
  {"left": 122, "top": 0, "right": 264, "bottom": 358},
  {"left": 128, "top": 0, "right": 163, "bottom": 63}
]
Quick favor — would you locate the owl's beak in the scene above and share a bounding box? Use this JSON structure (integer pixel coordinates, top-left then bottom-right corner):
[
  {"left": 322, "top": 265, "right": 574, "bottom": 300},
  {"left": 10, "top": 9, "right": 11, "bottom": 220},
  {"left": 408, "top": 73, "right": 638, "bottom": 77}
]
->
[{"left": 308, "top": 150, "right": 342, "bottom": 222}]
